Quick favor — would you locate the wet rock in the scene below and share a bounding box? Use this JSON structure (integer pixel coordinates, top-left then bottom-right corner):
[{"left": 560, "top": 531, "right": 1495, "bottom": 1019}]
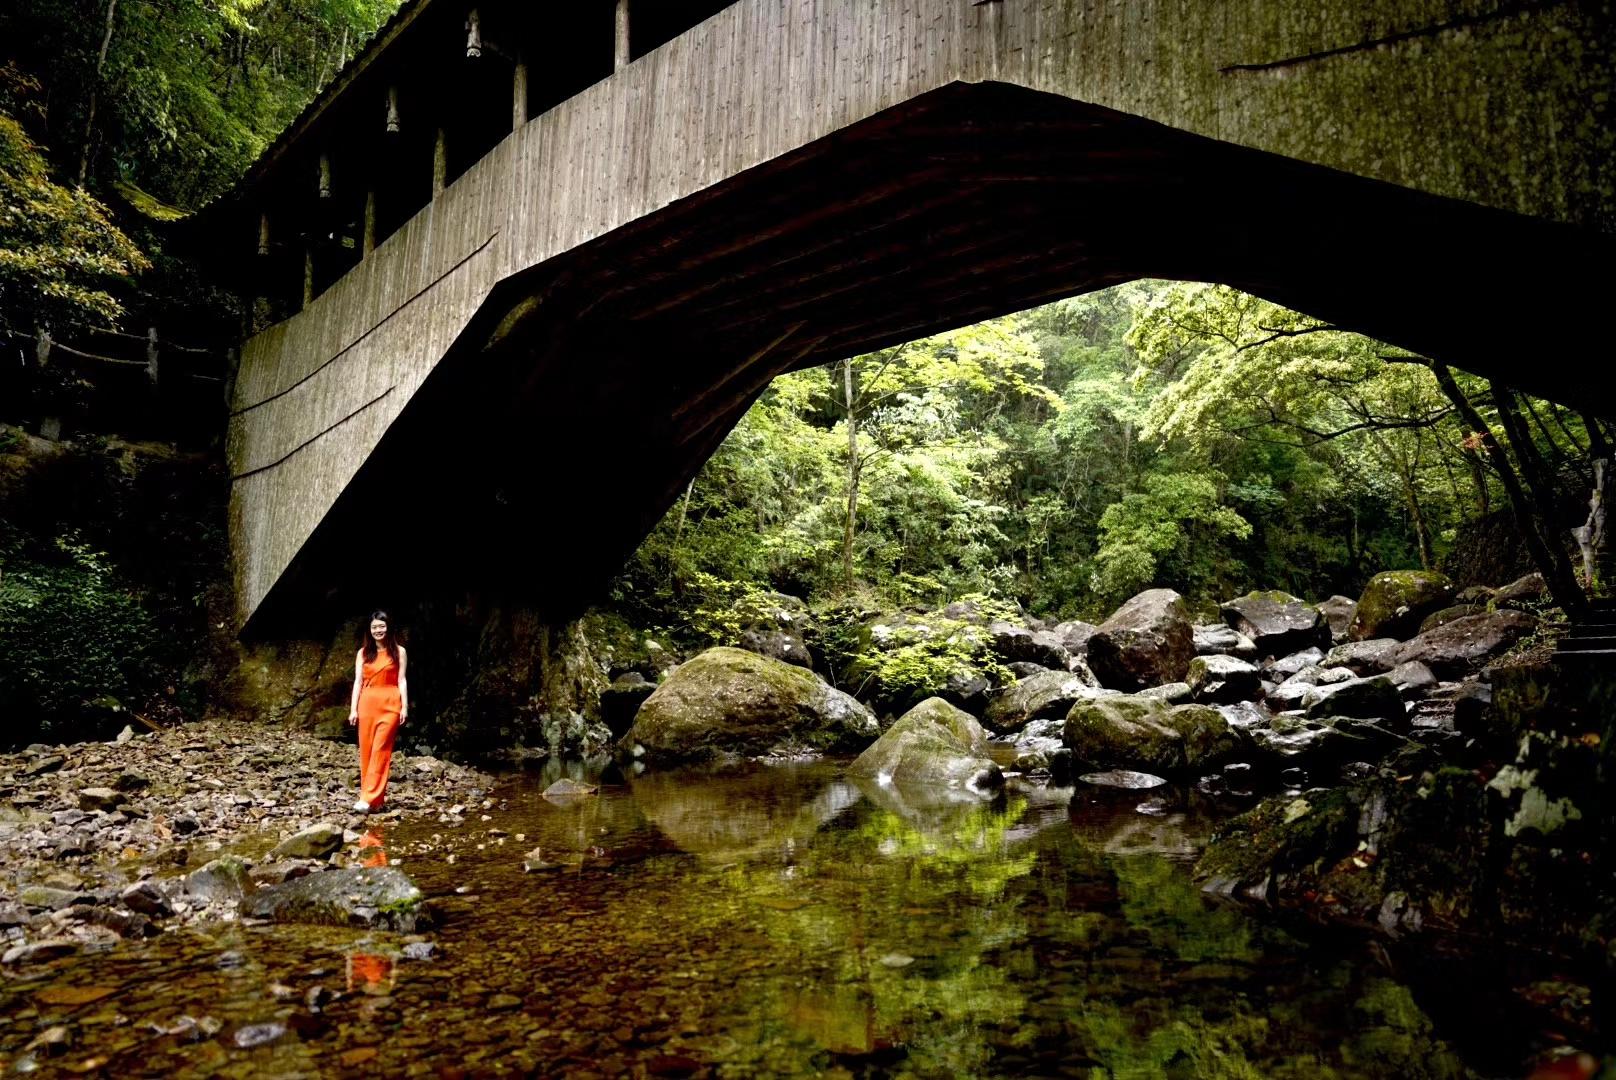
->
[
  {"left": 626, "top": 647, "right": 877, "bottom": 763},
  {"left": 1192, "top": 624, "right": 1257, "bottom": 658},
  {"left": 77, "top": 787, "right": 125, "bottom": 812},
  {"left": 249, "top": 860, "right": 320, "bottom": 886},
  {"left": 938, "top": 667, "right": 992, "bottom": 715},
  {"left": 0, "top": 900, "right": 27, "bottom": 927},
  {"left": 1381, "top": 610, "right": 1537, "bottom": 679},
  {"left": 983, "top": 667, "right": 1103, "bottom": 734},
  {"left": 243, "top": 867, "right": 431, "bottom": 931},
  {"left": 2, "top": 938, "right": 79, "bottom": 964},
  {"left": 1387, "top": 661, "right": 1438, "bottom": 698},
  {"left": 23, "top": 754, "right": 66, "bottom": 776},
  {"left": 1186, "top": 655, "right": 1261, "bottom": 704},
  {"left": 1267, "top": 648, "right": 1325, "bottom": 679},
  {"left": 850, "top": 698, "right": 1003, "bottom": 792},
  {"left": 171, "top": 814, "right": 201, "bottom": 835},
  {"left": 543, "top": 779, "right": 599, "bottom": 797},
  {"left": 1494, "top": 571, "right": 1547, "bottom": 609},
  {"left": 986, "top": 621, "right": 1071, "bottom": 669},
  {"left": 1009, "top": 718, "right": 1066, "bottom": 771},
  {"left": 18, "top": 885, "right": 97, "bottom": 910},
  {"left": 1078, "top": 770, "right": 1168, "bottom": 790},
  {"left": 68, "top": 904, "right": 153, "bottom": 938},
  {"left": 233, "top": 1022, "right": 287, "bottom": 1049},
  {"left": 600, "top": 672, "right": 657, "bottom": 738},
  {"left": 1064, "top": 695, "right": 1241, "bottom": 776},
  {"left": 1086, "top": 589, "right": 1195, "bottom": 691},
  {"left": 270, "top": 822, "right": 346, "bottom": 860},
  {"left": 1219, "top": 591, "right": 1330, "bottom": 657},
  {"left": 1318, "top": 595, "right": 1357, "bottom": 643},
  {"left": 401, "top": 941, "right": 437, "bottom": 961},
  {"left": 26, "top": 1025, "right": 71, "bottom": 1055},
  {"left": 1303, "top": 676, "right": 1406, "bottom": 724},
  {"left": 1323, "top": 639, "right": 1400, "bottom": 674},
  {"left": 185, "top": 857, "right": 249, "bottom": 903},
  {"left": 1418, "top": 604, "right": 1486, "bottom": 635},
  {"left": 1049, "top": 620, "right": 1098, "bottom": 659},
  {"left": 120, "top": 881, "right": 172, "bottom": 917},
  {"left": 1136, "top": 681, "right": 1191, "bottom": 703},
  {"left": 1349, "top": 570, "right": 1456, "bottom": 641}
]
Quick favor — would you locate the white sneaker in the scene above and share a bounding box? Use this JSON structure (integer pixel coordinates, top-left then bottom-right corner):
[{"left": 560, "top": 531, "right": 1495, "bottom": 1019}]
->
[{"left": 354, "top": 800, "right": 371, "bottom": 813}]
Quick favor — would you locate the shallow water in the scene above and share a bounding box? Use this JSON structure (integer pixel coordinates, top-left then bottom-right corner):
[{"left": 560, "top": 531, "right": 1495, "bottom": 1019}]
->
[{"left": 0, "top": 761, "right": 1569, "bottom": 1077}]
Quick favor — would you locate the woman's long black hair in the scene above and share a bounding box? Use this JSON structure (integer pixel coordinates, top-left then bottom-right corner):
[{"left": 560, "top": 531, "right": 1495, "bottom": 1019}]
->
[{"left": 362, "top": 609, "right": 401, "bottom": 665}]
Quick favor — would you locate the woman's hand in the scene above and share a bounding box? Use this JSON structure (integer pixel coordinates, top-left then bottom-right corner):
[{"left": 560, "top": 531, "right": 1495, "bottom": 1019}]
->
[{"left": 348, "top": 710, "right": 359, "bottom": 727}]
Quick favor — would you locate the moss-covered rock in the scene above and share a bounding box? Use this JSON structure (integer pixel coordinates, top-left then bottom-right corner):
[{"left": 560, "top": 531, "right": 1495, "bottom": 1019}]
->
[
  {"left": 1382, "top": 610, "right": 1537, "bottom": 679},
  {"left": 1086, "top": 589, "right": 1194, "bottom": 691},
  {"left": 1186, "top": 654, "right": 1261, "bottom": 704},
  {"left": 1063, "top": 695, "right": 1240, "bottom": 776},
  {"left": 242, "top": 867, "right": 430, "bottom": 931},
  {"left": 849, "top": 697, "right": 1002, "bottom": 791},
  {"left": 1218, "top": 591, "right": 1329, "bottom": 658},
  {"left": 626, "top": 647, "right": 877, "bottom": 762},
  {"left": 983, "top": 666, "right": 1104, "bottom": 734},
  {"left": 1349, "top": 571, "right": 1456, "bottom": 642},
  {"left": 1417, "top": 604, "right": 1485, "bottom": 635}
]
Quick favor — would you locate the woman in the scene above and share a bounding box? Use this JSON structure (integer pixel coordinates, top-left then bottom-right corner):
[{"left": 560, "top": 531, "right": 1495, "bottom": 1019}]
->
[{"left": 348, "top": 610, "right": 408, "bottom": 813}]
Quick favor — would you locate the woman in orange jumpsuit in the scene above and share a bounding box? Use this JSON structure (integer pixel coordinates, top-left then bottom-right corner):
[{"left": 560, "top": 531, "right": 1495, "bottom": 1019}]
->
[{"left": 347, "top": 610, "right": 407, "bottom": 813}]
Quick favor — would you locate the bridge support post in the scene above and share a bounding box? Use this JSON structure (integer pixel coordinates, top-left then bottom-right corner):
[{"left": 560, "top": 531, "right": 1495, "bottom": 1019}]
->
[
  {"left": 433, "top": 126, "right": 447, "bottom": 197},
  {"left": 615, "top": 0, "right": 630, "bottom": 71},
  {"left": 363, "top": 189, "right": 376, "bottom": 256},
  {"left": 302, "top": 244, "right": 314, "bottom": 309},
  {"left": 512, "top": 54, "right": 527, "bottom": 129}
]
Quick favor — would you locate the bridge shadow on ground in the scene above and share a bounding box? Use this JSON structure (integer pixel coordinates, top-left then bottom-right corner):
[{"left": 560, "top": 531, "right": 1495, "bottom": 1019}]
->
[{"left": 242, "top": 81, "right": 1614, "bottom": 636}]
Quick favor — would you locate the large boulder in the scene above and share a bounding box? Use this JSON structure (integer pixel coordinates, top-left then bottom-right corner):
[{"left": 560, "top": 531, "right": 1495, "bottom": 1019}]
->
[
  {"left": 1266, "top": 666, "right": 1355, "bottom": 710},
  {"left": 1049, "top": 620, "right": 1099, "bottom": 660},
  {"left": 983, "top": 666, "right": 1104, "bottom": 735},
  {"left": 1086, "top": 589, "right": 1194, "bottom": 692},
  {"left": 1193, "top": 624, "right": 1257, "bottom": 658},
  {"left": 986, "top": 621, "right": 1071, "bottom": 670},
  {"left": 625, "top": 648, "right": 877, "bottom": 762},
  {"left": 1302, "top": 675, "right": 1406, "bottom": 724},
  {"left": 1417, "top": 605, "right": 1486, "bottom": 635},
  {"left": 1267, "top": 647, "right": 1325, "bottom": 679},
  {"left": 1185, "top": 655, "right": 1262, "bottom": 704},
  {"left": 243, "top": 867, "right": 430, "bottom": 931},
  {"left": 735, "top": 593, "right": 815, "bottom": 669},
  {"left": 1219, "top": 592, "right": 1330, "bottom": 658},
  {"left": 849, "top": 698, "right": 1002, "bottom": 792},
  {"left": 1317, "top": 596, "right": 1357, "bottom": 643},
  {"left": 1323, "top": 639, "right": 1400, "bottom": 675},
  {"left": 1349, "top": 571, "right": 1456, "bottom": 641},
  {"left": 1063, "top": 695, "right": 1241, "bottom": 776},
  {"left": 1493, "top": 572, "right": 1548, "bottom": 610},
  {"left": 1381, "top": 610, "right": 1537, "bottom": 679}
]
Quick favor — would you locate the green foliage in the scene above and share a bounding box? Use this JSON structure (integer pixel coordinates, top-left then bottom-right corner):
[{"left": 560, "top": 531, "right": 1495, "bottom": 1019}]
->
[
  {"left": 0, "top": 535, "right": 161, "bottom": 738},
  {"left": 1092, "top": 470, "right": 1253, "bottom": 605},
  {"left": 0, "top": 84, "right": 148, "bottom": 336}
]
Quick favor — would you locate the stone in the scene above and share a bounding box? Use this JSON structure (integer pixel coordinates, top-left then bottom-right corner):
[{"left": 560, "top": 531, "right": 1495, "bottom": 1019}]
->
[
  {"left": 938, "top": 667, "right": 991, "bottom": 715},
  {"left": 986, "top": 621, "right": 1071, "bottom": 670},
  {"left": 114, "top": 725, "right": 135, "bottom": 744},
  {"left": 1086, "top": 589, "right": 1195, "bottom": 692},
  {"left": 22, "top": 754, "right": 65, "bottom": 776},
  {"left": 1381, "top": 610, "right": 1537, "bottom": 679},
  {"left": 242, "top": 867, "right": 430, "bottom": 931},
  {"left": 1451, "top": 679, "right": 1495, "bottom": 738},
  {"left": 1219, "top": 591, "right": 1330, "bottom": 657},
  {"left": 113, "top": 771, "right": 149, "bottom": 792},
  {"left": 120, "top": 881, "right": 172, "bottom": 917},
  {"left": 1349, "top": 570, "right": 1456, "bottom": 641},
  {"left": 1136, "top": 681, "right": 1191, "bottom": 703},
  {"left": 850, "top": 698, "right": 1003, "bottom": 792},
  {"left": 249, "top": 860, "right": 320, "bottom": 886},
  {"left": 1063, "top": 695, "right": 1241, "bottom": 776},
  {"left": 1317, "top": 595, "right": 1357, "bottom": 643},
  {"left": 599, "top": 672, "right": 657, "bottom": 738},
  {"left": 1493, "top": 572, "right": 1547, "bottom": 609},
  {"left": 1193, "top": 623, "right": 1258, "bottom": 657},
  {"left": 734, "top": 593, "right": 814, "bottom": 669},
  {"left": 1214, "top": 700, "right": 1273, "bottom": 733},
  {"left": 271, "top": 822, "right": 345, "bottom": 860},
  {"left": 186, "top": 857, "right": 249, "bottom": 903},
  {"left": 543, "top": 779, "right": 598, "bottom": 797},
  {"left": 1387, "top": 661, "right": 1437, "bottom": 697},
  {"left": 1009, "top": 718, "right": 1067, "bottom": 771},
  {"left": 0, "top": 901, "right": 27, "bottom": 927},
  {"left": 1186, "top": 655, "right": 1261, "bottom": 704},
  {"left": 77, "top": 787, "right": 126, "bottom": 812},
  {"left": 1323, "top": 639, "right": 1400, "bottom": 674},
  {"left": 234, "top": 1022, "right": 287, "bottom": 1049},
  {"left": 1050, "top": 620, "right": 1098, "bottom": 659},
  {"left": 983, "top": 667, "right": 1102, "bottom": 735},
  {"left": 171, "top": 814, "right": 201, "bottom": 835},
  {"left": 1267, "top": 648, "right": 1325, "bottom": 678},
  {"left": 1077, "top": 770, "right": 1168, "bottom": 789},
  {"left": 1456, "top": 585, "right": 1496, "bottom": 605},
  {"left": 1418, "top": 604, "right": 1486, "bottom": 635},
  {"left": 1302, "top": 676, "right": 1405, "bottom": 724},
  {"left": 2, "top": 939, "right": 79, "bottom": 965},
  {"left": 625, "top": 647, "right": 877, "bottom": 762},
  {"left": 402, "top": 941, "right": 437, "bottom": 961}
]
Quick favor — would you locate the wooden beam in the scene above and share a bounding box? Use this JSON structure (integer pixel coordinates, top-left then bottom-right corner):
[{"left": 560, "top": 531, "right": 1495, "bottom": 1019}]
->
[
  {"left": 257, "top": 212, "right": 270, "bottom": 257},
  {"left": 433, "top": 126, "right": 448, "bottom": 197},
  {"left": 465, "top": 7, "right": 482, "bottom": 58},
  {"left": 318, "top": 152, "right": 332, "bottom": 199},
  {"left": 512, "top": 54, "right": 528, "bottom": 129},
  {"left": 385, "top": 84, "right": 401, "bottom": 134},
  {"left": 615, "top": 0, "right": 631, "bottom": 70},
  {"left": 363, "top": 189, "right": 377, "bottom": 255}
]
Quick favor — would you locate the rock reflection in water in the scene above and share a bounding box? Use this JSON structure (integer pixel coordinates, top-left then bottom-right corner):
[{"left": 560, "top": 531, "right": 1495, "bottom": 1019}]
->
[{"left": 0, "top": 759, "right": 1515, "bottom": 1077}]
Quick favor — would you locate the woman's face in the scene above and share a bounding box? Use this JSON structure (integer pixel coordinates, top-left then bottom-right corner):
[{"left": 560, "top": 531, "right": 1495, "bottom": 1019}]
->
[{"left": 370, "top": 619, "right": 388, "bottom": 642}]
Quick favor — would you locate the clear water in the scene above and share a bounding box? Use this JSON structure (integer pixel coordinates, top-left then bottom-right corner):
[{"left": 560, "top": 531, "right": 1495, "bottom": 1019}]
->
[{"left": 0, "top": 761, "right": 1563, "bottom": 1077}]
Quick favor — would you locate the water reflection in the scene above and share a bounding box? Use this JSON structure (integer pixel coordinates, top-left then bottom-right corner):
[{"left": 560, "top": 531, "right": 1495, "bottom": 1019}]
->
[{"left": 0, "top": 759, "right": 1565, "bottom": 1077}]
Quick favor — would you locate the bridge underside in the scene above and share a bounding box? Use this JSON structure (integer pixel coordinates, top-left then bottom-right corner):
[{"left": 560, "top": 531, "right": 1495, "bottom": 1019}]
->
[{"left": 242, "top": 81, "right": 1615, "bottom": 635}]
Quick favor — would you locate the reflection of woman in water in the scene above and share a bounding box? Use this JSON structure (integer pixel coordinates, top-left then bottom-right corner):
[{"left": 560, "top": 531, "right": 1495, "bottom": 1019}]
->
[{"left": 348, "top": 610, "right": 407, "bottom": 813}]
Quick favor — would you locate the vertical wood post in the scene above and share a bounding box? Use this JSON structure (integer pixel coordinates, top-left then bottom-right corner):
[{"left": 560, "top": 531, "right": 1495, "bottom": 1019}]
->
[
  {"left": 302, "top": 244, "right": 314, "bottom": 309},
  {"left": 466, "top": 7, "right": 482, "bottom": 58},
  {"left": 145, "top": 325, "right": 159, "bottom": 387},
  {"left": 512, "top": 54, "right": 528, "bottom": 129},
  {"left": 615, "top": 0, "right": 631, "bottom": 70},
  {"left": 386, "top": 85, "right": 401, "bottom": 133},
  {"left": 257, "top": 212, "right": 270, "bottom": 257},
  {"left": 318, "top": 152, "right": 332, "bottom": 199},
  {"left": 35, "top": 326, "right": 59, "bottom": 440},
  {"left": 363, "top": 189, "right": 377, "bottom": 255},
  {"left": 433, "top": 126, "right": 448, "bottom": 197}
]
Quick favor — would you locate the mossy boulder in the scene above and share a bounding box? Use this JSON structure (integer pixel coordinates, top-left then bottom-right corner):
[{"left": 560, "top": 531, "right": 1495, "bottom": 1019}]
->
[
  {"left": 1218, "top": 591, "right": 1329, "bottom": 657},
  {"left": 1317, "top": 595, "right": 1357, "bottom": 643},
  {"left": 1382, "top": 610, "right": 1537, "bottom": 679},
  {"left": 1349, "top": 571, "right": 1456, "bottom": 642},
  {"left": 850, "top": 697, "right": 1002, "bottom": 792},
  {"left": 1086, "top": 589, "right": 1194, "bottom": 691},
  {"left": 1063, "top": 695, "right": 1241, "bottom": 776},
  {"left": 243, "top": 867, "right": 430, "bottom": 931},
  {"left": 1185, "top": 654, "right": 1261, "bottom": 704},
  {"left": 983, "top": 666, "right": 1104, "bottom": 735},
  {"left": 625, "top": 647, "right": 877, "bottom": 762}
]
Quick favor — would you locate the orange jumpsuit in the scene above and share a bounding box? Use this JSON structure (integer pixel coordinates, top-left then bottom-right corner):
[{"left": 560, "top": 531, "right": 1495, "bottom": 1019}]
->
[{"left": 357, "top": 650, "right": 402, "bottom": 808}]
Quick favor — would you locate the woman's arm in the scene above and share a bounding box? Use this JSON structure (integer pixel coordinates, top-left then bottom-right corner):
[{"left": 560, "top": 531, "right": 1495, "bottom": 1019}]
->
[
  {"left": 348, "top": 650, "right": 363, "bottom": 724},
  {"left": 397, "top": 646, "right": 409, "bottom": 723}
]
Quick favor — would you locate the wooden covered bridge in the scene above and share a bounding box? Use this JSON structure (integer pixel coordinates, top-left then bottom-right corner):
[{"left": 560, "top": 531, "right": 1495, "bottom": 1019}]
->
[{"left": 208, "top": 0, "right": 1616, "bottom": 633}]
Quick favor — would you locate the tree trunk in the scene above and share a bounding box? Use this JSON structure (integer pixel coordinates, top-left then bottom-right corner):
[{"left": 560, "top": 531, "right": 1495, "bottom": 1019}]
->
[
  {"left": 842, "top": 358, "right": 860, "bottom": 592},
  {"left": 77, "top": 0, "right": 119, "bottom": 188},
  {"left": 1431, "top": 365, "right": 1586, "bottom": 618},
  {"left": 1576, "top": 412, "right": 1612, "bottom": 594},
  {"left": 669, "top": 477, "right": 695, "bottom": 586}
]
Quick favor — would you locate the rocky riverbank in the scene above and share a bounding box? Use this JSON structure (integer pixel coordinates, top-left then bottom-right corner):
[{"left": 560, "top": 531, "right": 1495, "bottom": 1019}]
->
[{"left": 0, "top": 719, "right": 491, "bottom": 965}]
